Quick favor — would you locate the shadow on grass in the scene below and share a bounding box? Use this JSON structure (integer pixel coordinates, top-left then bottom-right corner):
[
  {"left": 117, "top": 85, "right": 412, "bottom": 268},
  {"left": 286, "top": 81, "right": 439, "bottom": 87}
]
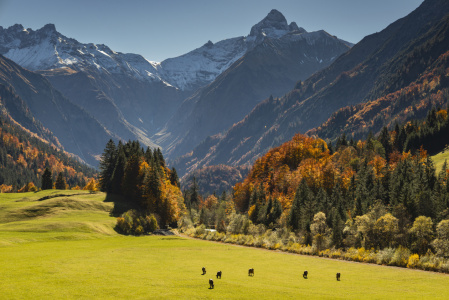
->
[{"left": 105, "top": 193, "right": 137, "bottom": 217}]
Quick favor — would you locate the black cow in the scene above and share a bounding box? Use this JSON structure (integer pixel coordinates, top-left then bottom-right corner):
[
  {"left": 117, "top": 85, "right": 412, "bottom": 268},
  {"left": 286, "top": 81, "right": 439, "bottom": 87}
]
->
[
  {"left": 336, "top": 272, "right": 341, "bottom": 281},
  {"left": 303, "top": 270, "right": 308, "bottom": 279},
  {"left": 209, "top": 278, "right": 214, "bottom": 289},
  {"left": 216, "top": 271, "right": 222, "bottom": 279},
  {"left": 248, "top": 268, "right": 254, "bottom": 276},
  {"left": 202, "top": 267, "right": 206, "bottom": 275}
]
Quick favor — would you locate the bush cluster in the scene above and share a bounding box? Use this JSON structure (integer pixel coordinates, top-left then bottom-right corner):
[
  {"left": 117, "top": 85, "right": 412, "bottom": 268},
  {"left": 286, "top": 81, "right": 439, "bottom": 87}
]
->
[
  {"left": 180, "top": 223, "right": 449, "bottom": 274},
  {"left": 115, "top": 210, "right": 158, "bottom": 235}
]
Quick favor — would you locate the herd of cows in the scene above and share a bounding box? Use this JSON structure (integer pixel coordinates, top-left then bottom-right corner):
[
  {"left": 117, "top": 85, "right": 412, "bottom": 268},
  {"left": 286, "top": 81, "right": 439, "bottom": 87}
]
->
[{"left": 202, "top": 267, "right": 341, "bottom": 289}]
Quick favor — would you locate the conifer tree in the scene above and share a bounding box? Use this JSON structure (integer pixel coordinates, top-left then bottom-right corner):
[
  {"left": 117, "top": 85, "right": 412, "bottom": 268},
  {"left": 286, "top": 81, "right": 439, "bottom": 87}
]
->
[
  {"left": 55, "top": 172, "right": 66, "bottom": 190},
  {"left": 99, "top": 139, "right": 117, "bottom": 193},
  {"left": 188, "top": 176, "right": 200, "bottom": 208},
  {"left": 144, "top": 161, "right": 162, "bottom": 213},
  {"left": 330, "top": 208, "right": 343, "bottom": 248},
  {"left": 122, "top": 154, "right": 143, "bottom": 204},
  {"left": 169, "top": 167, "right": 180, "bottom": 187},
  {"left": 145, "top": 147, "right": 153, "bottom": 164},
  {"left": 156, "top": 148, "right": 165, "bottom": 169},
  {"left": 379, "top": 126, "right": 392, "bottom": 160},
  {"left": 269, "top": 198, "right": 283, "bottom": 226},
  {"left": 110, "top": 143, "right": 126, "bottom": 195},
  {"left": 41, "top": 167, "right": 53, "bottom": 190},
  {"left": 288, "top": 179, "right": 311, "bottom": 230}
]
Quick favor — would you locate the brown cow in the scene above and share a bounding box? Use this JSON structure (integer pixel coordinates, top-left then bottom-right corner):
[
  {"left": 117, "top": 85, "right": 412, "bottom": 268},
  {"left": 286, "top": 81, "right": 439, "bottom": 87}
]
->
[
  {"left": 248, "top": 268, "right": 254, "bottom": 276},
  {"left": 336, "top": 272, "right": 341, "bottom": 281},
  {"left": 303, "top": 270, "right": 308, "bottom": 279},
  {"left": 216, "top": 271, "right": 222, "bottom": 279},
  {"left": 202, "top": 267, "right": 206, "bottom": 275},
  {"left": 209, "top": 278, "right": 214, "bottom": 289}
]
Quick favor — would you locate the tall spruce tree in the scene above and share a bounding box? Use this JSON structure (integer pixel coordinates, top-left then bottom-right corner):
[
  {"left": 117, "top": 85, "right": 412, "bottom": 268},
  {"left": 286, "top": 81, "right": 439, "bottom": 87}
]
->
[
  {"left": 55, "top": 172, "right": 66, "bottom": 190},
  {"left": 99, "top": 139, "right": 117, "bottom": 193},
  {"left": 122, "top": 154, "right": 143, "bottom": 204},
  {"left": 169, "top": 167, "right": 180, "bottom": 187},
  {"left": 144, "top": 161, "right": 162, "bottom": 214},
  {"left": 41, "top": 167, "right": 53, "bottom": 190},
  {"left": 110, "top": 143, "right": 126, "bottom": 195},
  {"left": 288, "top": 179, "right": 312, "bottom": 230}
]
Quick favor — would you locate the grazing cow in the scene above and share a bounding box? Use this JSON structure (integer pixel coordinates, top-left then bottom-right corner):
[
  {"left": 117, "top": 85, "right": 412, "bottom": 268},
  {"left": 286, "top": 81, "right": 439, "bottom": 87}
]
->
[
  {"left": 202, "top": 267, "right": 206, "bottom": 275},
  {"left": 216, "top": 271, "right": 222, "bottom": 279},
  {"left": 336, "top": 272, "right": 341, "bottom": 281},
  {"left": 248, "top": 268, "right": 254, "bottom": 276},
  {"left": 303, "top": 270, "right": 308, "bottom": 279},
  {"left": 209, "top": 278, "right": 214, "bottom": 289}
]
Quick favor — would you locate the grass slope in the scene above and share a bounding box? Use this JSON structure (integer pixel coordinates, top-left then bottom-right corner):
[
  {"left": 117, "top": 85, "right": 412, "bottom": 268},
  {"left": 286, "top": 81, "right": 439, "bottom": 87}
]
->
[
  {"left": 0, "top": 190, "right": 116, "bottom": 245},
  {"left": 432, "top": 150, "right": 449, "bottom": 174},
  {"left": 1, "top": 191, "right": 449, "bottom": 299}
]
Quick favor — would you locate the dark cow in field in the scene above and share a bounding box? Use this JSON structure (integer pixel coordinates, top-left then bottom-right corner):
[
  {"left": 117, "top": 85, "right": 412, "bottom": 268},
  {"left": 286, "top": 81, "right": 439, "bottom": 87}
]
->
[
  {"left": 209, "top": 278, "right": 214, "bottom": 289},
  {"left": 303, "top": 270, "right": 308, "bottom": 279},
  {"left": 202, "top": 267, "right": 206, "bottom": 275},
  {"left": 336, "top": 272, "right": 341, "bottom": 281},
  {"left": 216, "top": 271, "right": 222, "bottom": 279},
  {"left": 248, "top": 268, "right": 254, "bottom": 276}
]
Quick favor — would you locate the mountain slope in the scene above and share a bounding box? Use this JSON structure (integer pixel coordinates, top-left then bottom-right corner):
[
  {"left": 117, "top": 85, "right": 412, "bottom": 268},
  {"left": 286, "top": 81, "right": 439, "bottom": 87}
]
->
[
  {"left": 171, "top": 0, "right": 449, "bottom": 176},
  {"left": 157, "top": 11, "right": 351, "bottom": 158},
  {"left": 0, "top": 23, "right": 186, "bottom": 146},
  {"left": 0, "top": 54, "right": 114, "bottom": 166},
  {"left": 0, "top": 95, "right": 96, "bottom": 189}
]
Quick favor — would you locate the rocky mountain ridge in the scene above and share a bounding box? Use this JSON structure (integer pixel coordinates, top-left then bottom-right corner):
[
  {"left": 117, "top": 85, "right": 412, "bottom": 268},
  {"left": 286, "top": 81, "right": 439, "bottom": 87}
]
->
[{"left": 171, "top": 0, "right": 449, "bottom": 176}]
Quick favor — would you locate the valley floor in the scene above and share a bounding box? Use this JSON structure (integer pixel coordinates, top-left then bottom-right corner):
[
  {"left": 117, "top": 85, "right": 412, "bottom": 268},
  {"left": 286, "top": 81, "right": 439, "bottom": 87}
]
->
[{"left": 0, "top": 191, "right": 448, "bottom": 299}]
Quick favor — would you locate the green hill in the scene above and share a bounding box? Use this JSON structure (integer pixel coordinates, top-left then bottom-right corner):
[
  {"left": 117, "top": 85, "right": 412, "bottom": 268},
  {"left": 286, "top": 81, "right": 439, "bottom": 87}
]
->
[
  {"left": 432, "top": 149, "right": 449, "bottom": 174},
  {"left": 0, "top": 190, "right": 116, "bottom": 245}
]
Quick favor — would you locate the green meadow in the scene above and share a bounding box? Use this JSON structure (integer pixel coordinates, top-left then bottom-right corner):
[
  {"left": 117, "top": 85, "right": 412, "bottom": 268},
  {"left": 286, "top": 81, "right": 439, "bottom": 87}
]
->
[
  {"left": 1, "top": 190, "right": 448, "bottom": 299},
  {"left": 432, "top": 150, "right": 449, "bottom": 174}
]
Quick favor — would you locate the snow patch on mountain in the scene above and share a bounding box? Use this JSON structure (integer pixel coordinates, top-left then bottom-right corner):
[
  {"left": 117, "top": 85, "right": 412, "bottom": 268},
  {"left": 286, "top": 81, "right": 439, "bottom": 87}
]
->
[
  {"left": 0, "top": 24, "right": 163, "bottom": 84},
  {"left": 157, "top": 37, "right": 249, "bottom": 90},
  {"left": 0, "top": 10, "right": 352, "bottom": 92}
]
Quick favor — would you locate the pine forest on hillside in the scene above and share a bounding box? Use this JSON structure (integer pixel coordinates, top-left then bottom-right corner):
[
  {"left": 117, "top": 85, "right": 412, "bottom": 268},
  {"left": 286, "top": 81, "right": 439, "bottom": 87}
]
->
[{"left": 0, "top": 109, "right": 97, "bottom": 192}]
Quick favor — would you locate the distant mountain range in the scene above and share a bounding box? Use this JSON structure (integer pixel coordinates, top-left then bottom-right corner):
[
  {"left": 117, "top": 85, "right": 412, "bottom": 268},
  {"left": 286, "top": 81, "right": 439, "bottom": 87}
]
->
[
  {"left": 171, "top": 0, "right": 449, "bottom": 177},
  {"left": 3, "top": 1, "right": 446, "bottom": 185},
  {"left": 0, "top": 9, "right": 351, "bottom": 167}
]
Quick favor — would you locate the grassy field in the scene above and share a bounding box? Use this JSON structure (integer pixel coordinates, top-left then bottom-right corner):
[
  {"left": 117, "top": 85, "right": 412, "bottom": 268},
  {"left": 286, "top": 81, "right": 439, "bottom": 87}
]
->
[
  {"left": 1, "top": 191, "right": 449, "bottom": 299},
  {"left": 432, "top": 150, "right": 449, "bottom": 174}
]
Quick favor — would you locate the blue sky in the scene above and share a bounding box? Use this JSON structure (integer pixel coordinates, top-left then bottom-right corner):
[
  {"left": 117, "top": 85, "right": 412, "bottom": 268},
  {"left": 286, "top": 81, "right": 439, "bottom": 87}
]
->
[{"left": 0, "top": 0, "right": 423, "bottom": 62}]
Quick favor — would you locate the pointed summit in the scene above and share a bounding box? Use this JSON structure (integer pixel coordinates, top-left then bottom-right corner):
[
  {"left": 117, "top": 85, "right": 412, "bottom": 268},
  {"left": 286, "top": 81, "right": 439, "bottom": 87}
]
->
[
  {"left": 41, "top": 23, "right": 57, "bottom": 32},
  {"left": 249, "top": 9, "right": 301, "bottom": 39}
]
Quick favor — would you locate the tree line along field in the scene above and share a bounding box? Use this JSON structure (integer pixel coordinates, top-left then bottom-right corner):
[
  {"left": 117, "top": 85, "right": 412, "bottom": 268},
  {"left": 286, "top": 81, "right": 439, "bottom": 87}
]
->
[{"left": 0, "top": 191, "right": 449, "bottom": 299}]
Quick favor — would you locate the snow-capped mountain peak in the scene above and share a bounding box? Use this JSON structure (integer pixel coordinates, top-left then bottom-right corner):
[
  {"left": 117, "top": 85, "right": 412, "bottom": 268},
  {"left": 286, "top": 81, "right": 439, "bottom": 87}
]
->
[
  {"left": 0, "top": 23, "right": 163, "bottom": 84},
  {"left": 0, "top": 10, "right": 351, "bottom": 92},
  {"left": 158, "top": 9, "right": 317, "bottom": 90},
  {"left": 248, "top": 9, "right": 306, "bottom": 42}
]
